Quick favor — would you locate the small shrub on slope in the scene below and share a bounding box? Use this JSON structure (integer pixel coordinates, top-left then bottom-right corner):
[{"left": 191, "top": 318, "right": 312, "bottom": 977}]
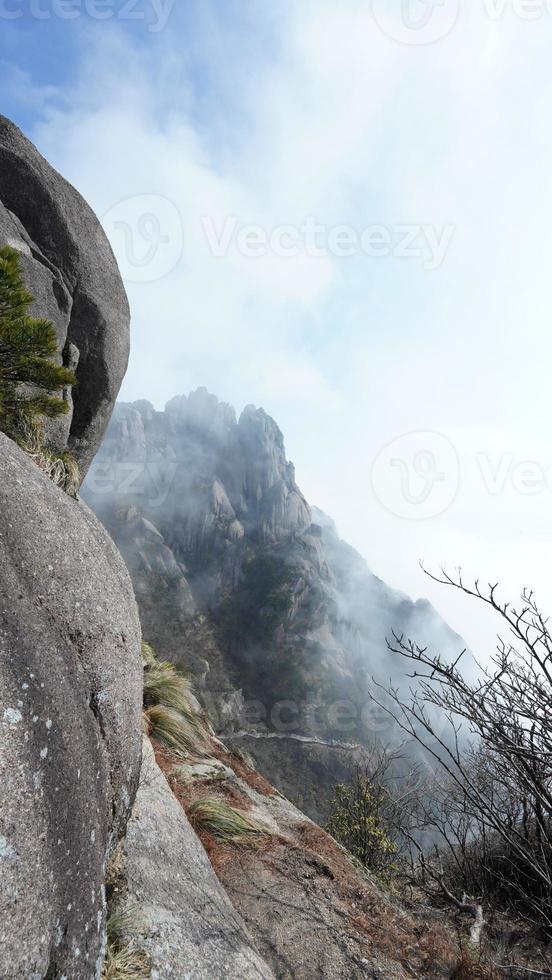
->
[{"left": 326, "top": 771, "right": 398, "bottom": 882}]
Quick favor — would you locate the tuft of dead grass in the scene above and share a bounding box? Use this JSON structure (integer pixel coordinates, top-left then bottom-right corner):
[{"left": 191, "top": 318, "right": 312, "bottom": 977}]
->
[
  {"left": 141, "top": 641, "right": 208, "bottom": 758},
  {"left": 29, "top": 449, "right": 80, "bottom": 495},
  {"left": 101, "top": 939, "right": 150, "bottom": 980},
  {"left": 143, "top": 651, "right": 198, "bottom": 720},
  {"left": 101, "top": 907, "right": 150, "bottom": 980},
  {"left": 17, "top": 416, "right": 80, "bottom": 495},
  {"left": 187, "top": 796, "right": 274, "bottom": 844},
  {"left": 143, "top": 703, "right": 204, "bottom": 758}
]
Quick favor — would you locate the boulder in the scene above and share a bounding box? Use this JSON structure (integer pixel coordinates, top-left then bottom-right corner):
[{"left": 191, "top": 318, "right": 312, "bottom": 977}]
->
[
  {"left": 0, "top": 433, "right": 143, "bottom": 979},
  {"left": 119, "top": 738, "right": 275, "bottom": 980},
  {"left": 0, "top": 115, "right": 130, "bottom": 480}
]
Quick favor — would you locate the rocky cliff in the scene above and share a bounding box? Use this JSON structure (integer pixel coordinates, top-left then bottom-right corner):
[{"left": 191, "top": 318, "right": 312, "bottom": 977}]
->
[
  {"left": 84, "top": 389, "right": 465, "bottom": 821},
  {"left": 0, "top": 120, "right": 141, "bottom": 978},
  {"left": 0, "top": 115, "right": 130, "bottom": 480}
]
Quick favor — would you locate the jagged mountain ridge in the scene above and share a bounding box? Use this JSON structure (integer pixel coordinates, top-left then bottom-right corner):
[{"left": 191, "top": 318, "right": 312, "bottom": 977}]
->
[{"left": 84, "top": 388, "right": 465, "bottom": 818}]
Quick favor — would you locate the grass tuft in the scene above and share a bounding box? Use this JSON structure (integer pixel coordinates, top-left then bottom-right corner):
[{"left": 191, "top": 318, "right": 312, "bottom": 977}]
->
[
  {"left": 101, "top": 907, "right": 150, "bottom": 980},
  {"left": 143, "top": 703, "right": 204, "bottom": 757},
  {"left": 106, "top": 905, "right": 135, "bottom": 944},
  {"left": 15, "top": 415, "right": 80, "bottom": 495},
  {"left": 143, "top": 651, "right": 199, "bottom": 722},
  {"left": 28, "top": 448, "right": 80, "bottom": 495},
  {"left": 141, "top": 641, "right": 157, "bottom": 670},
  {"left": 141, "top": 641, "right": 208, "bottom": 758},
  {"left": 187, "top": 796, "right": 273, "bottom": 844},
  {"left": 101, "top": 941, "right": 150, "bottom": 980}
]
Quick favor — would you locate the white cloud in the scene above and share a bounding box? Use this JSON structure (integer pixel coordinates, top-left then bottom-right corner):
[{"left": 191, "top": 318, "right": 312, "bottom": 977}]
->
[{"left": 19, "top": 1, "right": 552, "bottom": 658}]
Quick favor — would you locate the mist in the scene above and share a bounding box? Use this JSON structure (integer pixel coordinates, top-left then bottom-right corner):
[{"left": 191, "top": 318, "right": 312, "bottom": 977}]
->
[{"left": 83, "top": 388, "right": 472, "bottom": 758}]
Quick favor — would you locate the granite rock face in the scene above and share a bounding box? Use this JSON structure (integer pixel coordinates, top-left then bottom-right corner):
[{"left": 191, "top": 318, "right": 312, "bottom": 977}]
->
[
  {"left": 119, "top": 738, "right": 275, "bottom": 980},
  {"left": 0, "top": 115, "right": 130, "bottom": 481},
  {"left": 0, "top": 433, "right": 143, "bottom": 979}
]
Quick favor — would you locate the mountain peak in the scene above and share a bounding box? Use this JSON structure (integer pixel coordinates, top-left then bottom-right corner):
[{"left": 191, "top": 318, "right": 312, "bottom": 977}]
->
[
  {"left": 165, "top": 388, "right": 237, "bottom": 436},
  {"left": 91, "top": 390, "right": 311, "bottom": 542}
]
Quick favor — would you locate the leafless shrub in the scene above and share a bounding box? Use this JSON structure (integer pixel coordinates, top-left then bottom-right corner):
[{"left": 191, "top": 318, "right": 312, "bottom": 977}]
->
[{"left": 371, "top": 568, "right": 552, "bottom": 938}]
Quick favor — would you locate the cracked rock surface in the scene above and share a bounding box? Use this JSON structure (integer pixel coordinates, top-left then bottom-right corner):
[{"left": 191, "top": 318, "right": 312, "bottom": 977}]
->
[{"left": 0, "top": 433, "right": 143, "bottom": 980}]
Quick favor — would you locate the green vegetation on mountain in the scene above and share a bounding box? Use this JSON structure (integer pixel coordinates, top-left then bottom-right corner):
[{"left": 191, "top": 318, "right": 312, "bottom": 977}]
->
[
  {"left": 0, "top": 246, "right": 76, "bottom": 441},
  {"left": 0, "top": 246, "right": 79, "bottom": 492},
  {"left": 218, "top": 551, "right": 296, "bottom": 646},
  {"left": 326, "top": 769, "right": 398, "bottom": 882}
]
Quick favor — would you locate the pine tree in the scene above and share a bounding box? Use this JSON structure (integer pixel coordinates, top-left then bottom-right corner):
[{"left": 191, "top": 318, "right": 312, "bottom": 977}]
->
[{"left": 0, "top": 245, "right": 76, "bottom": 443}]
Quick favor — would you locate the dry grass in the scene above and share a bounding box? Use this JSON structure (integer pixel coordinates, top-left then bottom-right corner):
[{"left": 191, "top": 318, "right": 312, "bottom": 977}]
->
[
  {"left": 29, "top": 449, "right": 80, "bottom": 495},
  {"left": 450, "top": 951, "right": 502, "bottom": 980},
  {"left": 292, "top": 821, "right": 457, "bottom": 977},
  {"left": 143, "top": 647, "right": 199, "bottom": 721},
  {"left": 187, "top": 797, "right": 273, "bottom": 844},
  {"left": 101, "top": 940, "right": 150, "bottom": 980},
  {"left": 143, "top": 703, "right": 204, "bottom": 757},
  {"left": 142, "top": 641, "right": 208, "bottom": 758},
  {"left": 106, "top": 906, "right": 135, "bottom": 944},
  {"left": 17, "top": 415, "right": 80, "bottom": 495},
  {"left": 102, "top": 846, "right": 150, "bottom": 978},
  {"left": 101, "top": 907, "right": 150, "bottom": 980},
  {"left": 211, "top": 744, "right": 278, "bottom": 797},
  {"left": 104, "top": 846, "right": 127, "bottom": 909}
]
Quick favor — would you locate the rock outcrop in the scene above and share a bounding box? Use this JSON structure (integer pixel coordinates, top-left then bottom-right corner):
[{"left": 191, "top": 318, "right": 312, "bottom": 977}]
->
[
  {"left": 119, "top": 739, "right": 275, "bottom": 979},
  {"left": 84, "top": 389, "right": 468, "bottom": 820},
  {"left": 0, "top": 115, "right": 130, "bottom": 480},
  {"left": 0, "top": 433, "right": 143, "bottom": 979}
]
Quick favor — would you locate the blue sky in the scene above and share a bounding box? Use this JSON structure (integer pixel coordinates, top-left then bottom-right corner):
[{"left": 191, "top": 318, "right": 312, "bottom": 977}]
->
[{"left": 3, "top": 0, "right": 552, "bottom": 654}]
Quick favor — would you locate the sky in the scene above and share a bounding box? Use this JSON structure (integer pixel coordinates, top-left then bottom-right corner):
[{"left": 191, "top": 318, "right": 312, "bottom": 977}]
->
[{"left": 3, "top": 0, "right": 552, "bottom": 658}]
